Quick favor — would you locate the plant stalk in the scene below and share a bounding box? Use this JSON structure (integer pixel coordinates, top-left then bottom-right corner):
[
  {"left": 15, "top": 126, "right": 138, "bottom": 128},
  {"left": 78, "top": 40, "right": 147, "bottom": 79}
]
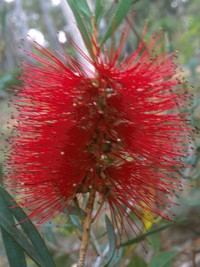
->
[{"left": 77, "top": 187, "right": 96, "bottom": 267}]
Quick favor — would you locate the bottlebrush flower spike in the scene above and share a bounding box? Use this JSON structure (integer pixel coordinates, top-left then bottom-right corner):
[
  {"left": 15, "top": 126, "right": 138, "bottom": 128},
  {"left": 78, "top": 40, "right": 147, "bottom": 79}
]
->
[{"left": 5, "top": 26, "right": 191, "bottom": 236}]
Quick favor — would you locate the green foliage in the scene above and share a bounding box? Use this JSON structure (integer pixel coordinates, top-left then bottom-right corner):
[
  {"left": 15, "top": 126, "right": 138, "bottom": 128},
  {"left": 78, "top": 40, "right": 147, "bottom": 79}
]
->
[
  {"left": 0, "top": 196, "right": 27, "bottom": 267},
  {"left": 127, "top": 253, "right": 147, "bottom": 267},
  {"left": 121, "top": 220, "right": 186, "bottom": 247},
  {"left": 100, "top": 0, "right": 134, "bottom": 45},
  {"left": 103, "top": 215, "right": 116, "bottom": 267},
  {"left": 0, "top": 186, "right": 56, "bottom": 267},
  {"left": 108, "top": 247, "right": 123, "bottom": 267},
  {"left": 148, "top": 232, "right": 161, "bottom": 253},
  {"left": 0, "top": 70, "right": 21, "bottom": 97},
  {"left": 66, "top": 0, "right": 93, "bottom": 56},
  {"left": 95, "top": 0, "right": 104, "bottom": 24},
  {"left": 149, "top": 251, "right": 178, "bottom": 267}
]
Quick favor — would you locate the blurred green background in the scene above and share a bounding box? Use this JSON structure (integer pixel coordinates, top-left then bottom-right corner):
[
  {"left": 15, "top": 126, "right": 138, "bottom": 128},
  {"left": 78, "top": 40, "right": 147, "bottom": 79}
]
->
[{"left": 0, "top": 0, "right": 200, "bottom": 266}]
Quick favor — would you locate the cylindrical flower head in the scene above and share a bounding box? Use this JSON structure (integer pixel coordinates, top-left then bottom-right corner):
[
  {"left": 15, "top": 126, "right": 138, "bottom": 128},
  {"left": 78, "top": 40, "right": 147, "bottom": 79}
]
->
[{"left": 4, "top": 27, "right": 192, "bottom": 231}]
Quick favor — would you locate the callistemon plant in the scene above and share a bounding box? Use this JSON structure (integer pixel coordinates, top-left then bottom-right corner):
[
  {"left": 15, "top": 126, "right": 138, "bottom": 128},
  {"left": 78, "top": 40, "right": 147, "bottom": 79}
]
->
[{"left": 4, "top": 12, "right": 191, "bottom": 267}]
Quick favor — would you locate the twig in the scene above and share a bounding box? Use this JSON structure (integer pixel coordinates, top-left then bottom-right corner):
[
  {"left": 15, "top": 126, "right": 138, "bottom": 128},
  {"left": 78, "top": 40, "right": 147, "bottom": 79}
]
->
[
  {"left": 77, "top": 188, "right": 96, "bottom": 267},
  {"left": 91, "top": 195, "right": 105, "bottom": 223}
]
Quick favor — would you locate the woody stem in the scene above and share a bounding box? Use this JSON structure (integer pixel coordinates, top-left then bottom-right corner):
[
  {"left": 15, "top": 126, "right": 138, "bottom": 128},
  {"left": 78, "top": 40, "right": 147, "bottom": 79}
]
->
[{"left": 77, "top": 187, "right": 96, "bottom": 267}]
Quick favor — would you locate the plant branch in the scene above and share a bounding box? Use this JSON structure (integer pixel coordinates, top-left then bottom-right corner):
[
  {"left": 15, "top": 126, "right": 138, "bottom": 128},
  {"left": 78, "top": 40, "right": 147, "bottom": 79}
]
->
[{"left": 77, "top": 187, "right": 96, "bottom": 267}]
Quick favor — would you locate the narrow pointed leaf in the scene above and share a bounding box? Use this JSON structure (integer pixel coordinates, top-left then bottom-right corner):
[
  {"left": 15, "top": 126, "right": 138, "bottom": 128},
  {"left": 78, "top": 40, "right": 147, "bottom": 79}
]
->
[
  {"left": 13, "top": 210, "right": 56, "bottom": 267},
  {"left": 100, "top": 0, "right": 133, "bottom": 45},
  {"left": 75, "top": 0, "right": 92, "bottom": 18},
  {"left": 103, "top": 215, "right": 116, "bottom": 267},
  {"left": 109, "top": 246, "right": 123, "bottom": 267},
  {"left": 120, "top": 220, "right": 186, "bottom": 247},
  {"left": 95, "top": 0, "right": 104, "bottom": 24},
  {"left": 1, "top": 228, "right": 27, "bottom": 267},
  {"left": 0, "top": 188, "right": 27, "bottom": 267},
  {"left": 67, "top": 0, "right": 92, "bottom": 54},
  {"left": 0, "top": 186, "right": 56, "bottom": 267},
  {"left": 0, "top": 214, "right": 47, "bottom": 267}
]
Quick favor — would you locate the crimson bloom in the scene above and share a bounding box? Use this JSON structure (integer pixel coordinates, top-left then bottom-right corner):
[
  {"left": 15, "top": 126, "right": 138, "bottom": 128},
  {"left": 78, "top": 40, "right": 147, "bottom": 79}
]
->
[{"left": 5, "top": 26, "right": 191, "bottom": 234}]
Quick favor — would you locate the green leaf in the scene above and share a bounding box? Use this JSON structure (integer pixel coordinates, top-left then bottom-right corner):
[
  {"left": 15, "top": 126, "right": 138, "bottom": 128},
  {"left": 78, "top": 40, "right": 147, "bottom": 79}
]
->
[
  {"left": 127, "top": 253, "right": 147, "bottom": 267},
  {"left": 149, "top": 251, "right": 178, "bottom": 267},
  {"left": 109, "top": 246, "right": 123, "bottom": 267},
  {"left": 103, "top": 215, "right": 116, "bottom": 267},
  {"left": 65, "top": 204, "right": 86, "bottom": 217},
  {"left": 0, "top": 214, "right": 47, "bottom": 267},
  {"left": 0, "top": 186, "right": 56, "bottom": 267},
  {"left": 148, "top": 233, "right": 161, "bottom": 253},
  {"left": 100, "top": 0, "right": 133, "bottom": 45},
  {"left": 1, "top": 227, "right": 27, "bottom": 267},
  {"left": 95, "top": 0, "right": 104, "bottom": 24},
  {"left": 63, "top": 207, "right": 83, "bottom": 232},
  {"left": 14, "top": 214, "right": 55, "bottom": 267},
  {"left": 70, "top": 214, "right": 83, "bottom": 231},
  {"left": 0, "top": 189, "right": 27, "bottom": 267},
  {"left": 73, "top": 0, "right": 92, "bottom": 18},
  {"left": 0, "top": 74, "right": 14, "bottom": 93},
  {"left": 120, "top": 220, "right": 186, "bottom": 247},
  {"left": 67, "top": 0, "right": 92, "bottom": 55}
]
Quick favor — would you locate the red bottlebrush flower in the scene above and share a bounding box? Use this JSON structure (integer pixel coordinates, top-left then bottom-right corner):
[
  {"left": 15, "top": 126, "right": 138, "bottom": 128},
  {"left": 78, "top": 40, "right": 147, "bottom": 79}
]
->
[{"left": 5, "top": 26, "right": 191, "bottom": 234}]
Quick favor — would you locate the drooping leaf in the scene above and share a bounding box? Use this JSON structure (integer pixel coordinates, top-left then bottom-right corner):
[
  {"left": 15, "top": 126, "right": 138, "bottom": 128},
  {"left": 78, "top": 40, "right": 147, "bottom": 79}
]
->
[
  {"left": 109, "top": 246, "right": 123, "bottom": 267},
  {"left": 0, "top": 214, "right": 47, "bottom": 267},
  {"left": 0, "top": 188, "right": 27, "bottom": 267},
  {"left": 103, "top": 215, "right": 116, "bottom": 267},
  {"left": 1, "top": 227, "right": 27, "bottom": 267},
  {"left": 0, "top": 186, "right": 56, "bottom": 267}
]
